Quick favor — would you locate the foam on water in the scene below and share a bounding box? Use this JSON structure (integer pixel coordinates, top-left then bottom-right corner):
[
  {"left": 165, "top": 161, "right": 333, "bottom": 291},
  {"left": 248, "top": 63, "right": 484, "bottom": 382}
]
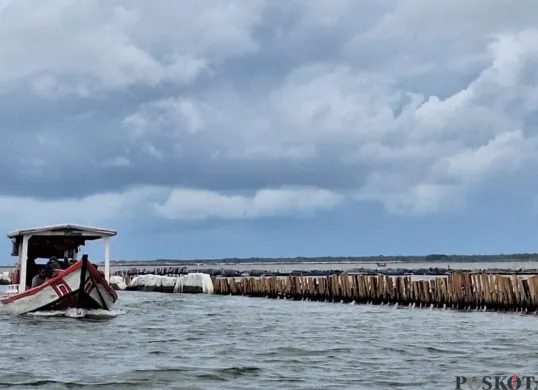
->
[{"left": 26, "top": 308, "right": 125, "bottom": 318}]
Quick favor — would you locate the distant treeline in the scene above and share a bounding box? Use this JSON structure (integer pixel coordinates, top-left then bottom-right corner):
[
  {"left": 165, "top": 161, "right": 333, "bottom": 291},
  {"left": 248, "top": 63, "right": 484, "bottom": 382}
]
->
[{"left": 110, "top": 253, "right": 538, "bottom": 266}]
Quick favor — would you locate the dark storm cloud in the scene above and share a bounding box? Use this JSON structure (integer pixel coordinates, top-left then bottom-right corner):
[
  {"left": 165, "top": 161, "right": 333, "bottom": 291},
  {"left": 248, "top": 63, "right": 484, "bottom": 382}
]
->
[{"left": 0, "top": 0, "right": 538, "bottom": 223}]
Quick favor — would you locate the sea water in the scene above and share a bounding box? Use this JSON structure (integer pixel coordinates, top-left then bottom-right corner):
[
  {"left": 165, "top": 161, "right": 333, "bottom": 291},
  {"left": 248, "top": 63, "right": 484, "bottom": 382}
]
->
[{"left": 0, "top": 289, "right": 535, "bottom": 389}]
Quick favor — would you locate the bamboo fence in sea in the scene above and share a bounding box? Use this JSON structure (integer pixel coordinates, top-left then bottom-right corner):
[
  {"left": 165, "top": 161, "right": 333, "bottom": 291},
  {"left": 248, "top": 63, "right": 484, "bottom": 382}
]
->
[{"left": 211, "top": 272, "right": 538, "bottom": 312}]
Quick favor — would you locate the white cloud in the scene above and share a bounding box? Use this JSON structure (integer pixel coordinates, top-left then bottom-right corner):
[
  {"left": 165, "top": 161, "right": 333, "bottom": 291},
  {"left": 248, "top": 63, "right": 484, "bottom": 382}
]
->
[
  {"left": 0, "top": 188, "right": 148, "bottom": 230},
  {"left": 154, "top": 187, "right": 344, "bottom": 220},
  {"left": 443, "top": 130, "right": 537, "bottom": 182},
  {"left": 0, "top": 0, "right": 264, "bottom": 95},
  {"left": 0, "top": 186, "right": 344, "bottom": 232},
  {"left": 356, "top": 182, "right": 466, "bottom": 216}
]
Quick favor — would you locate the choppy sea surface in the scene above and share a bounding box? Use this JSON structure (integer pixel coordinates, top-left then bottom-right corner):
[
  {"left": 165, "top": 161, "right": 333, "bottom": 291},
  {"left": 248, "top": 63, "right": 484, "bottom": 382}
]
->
[{"left": 0, "top": 288, "right": 536, "bottom": 389}]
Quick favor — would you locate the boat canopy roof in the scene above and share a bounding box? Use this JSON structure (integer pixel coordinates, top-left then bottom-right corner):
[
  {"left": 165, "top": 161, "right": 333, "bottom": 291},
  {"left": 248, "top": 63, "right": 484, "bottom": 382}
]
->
[
  {"left": 8, "top": 224, "right": 117, "bottom": 239},
  {"left": 7, "top": 224, "right": 117, "bottom": 259}
]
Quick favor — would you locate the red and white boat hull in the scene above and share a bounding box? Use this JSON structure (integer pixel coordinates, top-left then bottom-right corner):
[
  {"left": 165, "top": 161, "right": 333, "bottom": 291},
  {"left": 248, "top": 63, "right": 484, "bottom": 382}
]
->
[{"left": 0, "top": 259, "right": 117, "bottom": 315}]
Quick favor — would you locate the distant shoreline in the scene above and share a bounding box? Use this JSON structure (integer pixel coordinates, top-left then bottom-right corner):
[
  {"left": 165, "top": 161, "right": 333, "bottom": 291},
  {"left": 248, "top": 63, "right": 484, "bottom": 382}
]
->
[
  {"left": 1, "top": 254, "right": 537, "bottom": 268},
  {"left": 105, "top": 254, "right": 538, "bottom": 267}
]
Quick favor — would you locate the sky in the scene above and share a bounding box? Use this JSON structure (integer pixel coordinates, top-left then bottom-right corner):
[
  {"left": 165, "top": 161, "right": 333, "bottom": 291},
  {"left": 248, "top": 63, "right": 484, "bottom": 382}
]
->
[{"left": 1, "top": 0, "right": 538, "bottom": 263}]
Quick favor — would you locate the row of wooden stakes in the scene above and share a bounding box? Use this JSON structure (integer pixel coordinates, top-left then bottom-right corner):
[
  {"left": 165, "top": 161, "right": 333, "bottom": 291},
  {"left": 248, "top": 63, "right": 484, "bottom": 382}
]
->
[{"left": 211, "top": 272, "right": 538, "bottom": 312}]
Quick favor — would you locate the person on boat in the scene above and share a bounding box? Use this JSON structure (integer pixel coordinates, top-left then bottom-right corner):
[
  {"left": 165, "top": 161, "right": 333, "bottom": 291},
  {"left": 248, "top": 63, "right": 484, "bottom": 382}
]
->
[
  {"left": 60, "top": 256, "right": 70, "bottom": 269},
  {"left": 45, "top": 258, "right": 62, "bottom": 279},
  {"left": 49, "top": 256, "right": 69, "bottom": 269},
  {"left": 31, "top": 268, "right": 47, "bottom": 288}
]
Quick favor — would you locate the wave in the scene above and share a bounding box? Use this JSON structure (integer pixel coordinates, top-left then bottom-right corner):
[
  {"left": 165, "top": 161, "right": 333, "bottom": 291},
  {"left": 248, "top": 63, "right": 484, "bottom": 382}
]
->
[
  {"left": 26, "top": 308, "right": 125, "bottom": 318},
  {"left": 0, "top": 378, "right": 151, "bottom": 389}
]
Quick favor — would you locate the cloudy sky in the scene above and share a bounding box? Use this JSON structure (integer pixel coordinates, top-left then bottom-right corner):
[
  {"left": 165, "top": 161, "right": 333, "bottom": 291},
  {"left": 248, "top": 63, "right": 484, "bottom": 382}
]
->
[{"left": 1, "top": 0, "right": 538, "bottom": 262}]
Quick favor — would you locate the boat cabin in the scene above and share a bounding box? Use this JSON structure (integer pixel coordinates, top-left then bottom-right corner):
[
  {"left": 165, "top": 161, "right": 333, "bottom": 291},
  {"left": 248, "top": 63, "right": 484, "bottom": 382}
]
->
[{"left": 7, "top": 224, "right": 116, "bottom": 293}]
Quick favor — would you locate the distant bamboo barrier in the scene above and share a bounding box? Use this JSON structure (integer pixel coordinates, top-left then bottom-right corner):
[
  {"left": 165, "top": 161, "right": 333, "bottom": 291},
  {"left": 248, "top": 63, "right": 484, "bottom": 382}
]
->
[{"left": 211, "top": 272, "right": 538, "bottom": 312}]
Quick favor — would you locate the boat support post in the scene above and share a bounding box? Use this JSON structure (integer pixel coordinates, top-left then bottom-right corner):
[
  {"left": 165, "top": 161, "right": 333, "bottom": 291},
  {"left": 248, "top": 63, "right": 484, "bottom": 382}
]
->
[
  {"left": 103, "top": 236, "right": 110, "bottom": 283},
  {"left": 19, "top": 234, "right": 31, "bottom": 293}
]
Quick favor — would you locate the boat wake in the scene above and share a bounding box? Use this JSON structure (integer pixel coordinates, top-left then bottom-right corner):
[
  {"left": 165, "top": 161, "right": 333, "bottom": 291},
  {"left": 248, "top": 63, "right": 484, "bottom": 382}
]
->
[{"left": 26, "top": 308, "right": 125, "bottom": 318}]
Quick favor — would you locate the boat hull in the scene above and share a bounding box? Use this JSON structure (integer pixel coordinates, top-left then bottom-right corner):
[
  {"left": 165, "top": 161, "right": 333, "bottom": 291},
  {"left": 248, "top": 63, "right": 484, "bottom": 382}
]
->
[{"left": 0, "top": 259, "right": 117, "bottom": 315}]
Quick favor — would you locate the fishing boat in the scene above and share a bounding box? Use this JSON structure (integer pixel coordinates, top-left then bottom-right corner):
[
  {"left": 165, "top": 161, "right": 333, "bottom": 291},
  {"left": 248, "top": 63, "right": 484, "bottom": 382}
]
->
[{"left": 0, "top": 224, "right": 118, "bottom": 315}]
